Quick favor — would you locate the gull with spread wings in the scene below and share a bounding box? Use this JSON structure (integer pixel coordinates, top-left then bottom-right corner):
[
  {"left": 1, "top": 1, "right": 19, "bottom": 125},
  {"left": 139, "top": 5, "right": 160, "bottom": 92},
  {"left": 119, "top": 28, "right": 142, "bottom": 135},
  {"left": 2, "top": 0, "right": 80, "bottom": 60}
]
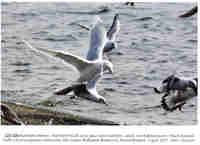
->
[
  {"left": 154, "top": 75, "right": 197, "bottom": 112},
  {"left": 77, "top": 14, "right": 120, "bottom": 57},
  {"left": 23, "top": 16, "right": 113, "bottom": 104}
]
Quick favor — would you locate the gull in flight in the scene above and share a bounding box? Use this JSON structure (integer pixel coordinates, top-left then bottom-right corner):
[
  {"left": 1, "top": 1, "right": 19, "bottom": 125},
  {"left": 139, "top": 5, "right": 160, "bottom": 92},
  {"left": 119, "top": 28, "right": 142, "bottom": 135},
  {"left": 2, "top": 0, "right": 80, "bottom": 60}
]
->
[
  {"left": 23, "top": 16, "right": 113, "bottom": 104},
  {"left": 179, "top": 6, "right": 197, "bottom": 18},
  {"left": 154, "top": 75, "right": 197, "bottom": 112},
  {"left": 77, "top": 14, "right": 120, "bottom": 56}
]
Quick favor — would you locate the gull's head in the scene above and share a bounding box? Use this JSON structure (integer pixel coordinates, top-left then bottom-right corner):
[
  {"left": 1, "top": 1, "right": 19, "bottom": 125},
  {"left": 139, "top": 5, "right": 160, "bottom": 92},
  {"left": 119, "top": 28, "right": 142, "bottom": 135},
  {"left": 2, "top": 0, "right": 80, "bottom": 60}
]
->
[
  {"left": 103, "top": 60, "right": 113, "bottom": 74},
  {"left": 154, "top": 75, "right": 175, "bottom": 94},
  {"left": 103, "top": 41, "right": 117, "bottom": 53}
]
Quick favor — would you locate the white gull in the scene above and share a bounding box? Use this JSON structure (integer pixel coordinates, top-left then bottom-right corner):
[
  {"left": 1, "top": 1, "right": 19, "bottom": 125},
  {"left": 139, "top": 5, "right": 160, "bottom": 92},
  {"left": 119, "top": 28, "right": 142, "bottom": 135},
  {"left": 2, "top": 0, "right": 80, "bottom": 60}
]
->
[{"left": 23, "top": 16, "right": 113, "bottom": 104}]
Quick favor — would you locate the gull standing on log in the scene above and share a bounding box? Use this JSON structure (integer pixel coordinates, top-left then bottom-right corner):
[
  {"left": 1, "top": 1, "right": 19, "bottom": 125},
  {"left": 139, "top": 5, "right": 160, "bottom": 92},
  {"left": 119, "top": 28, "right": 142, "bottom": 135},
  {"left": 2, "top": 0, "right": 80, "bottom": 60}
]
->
[{"left": 23, "top": 16, "right": 113, "bottom": 104}]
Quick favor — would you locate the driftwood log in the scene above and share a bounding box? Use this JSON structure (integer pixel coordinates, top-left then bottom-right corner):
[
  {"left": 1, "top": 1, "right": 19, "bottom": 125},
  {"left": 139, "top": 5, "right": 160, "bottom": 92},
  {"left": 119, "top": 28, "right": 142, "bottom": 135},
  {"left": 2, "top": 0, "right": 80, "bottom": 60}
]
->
[
  {"left": 1, "top": 103, "right": 24, "bottom": 125},
  {"left": 1, "top": 101, "right": 119, "bottom": 125}
]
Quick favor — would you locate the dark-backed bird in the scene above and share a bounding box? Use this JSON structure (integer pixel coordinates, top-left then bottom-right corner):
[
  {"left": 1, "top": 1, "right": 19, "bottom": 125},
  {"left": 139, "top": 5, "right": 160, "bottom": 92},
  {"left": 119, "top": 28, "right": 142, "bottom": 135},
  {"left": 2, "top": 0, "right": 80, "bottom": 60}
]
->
[{"left": 154, "top": 75, "right": 197, "bottom": 112}]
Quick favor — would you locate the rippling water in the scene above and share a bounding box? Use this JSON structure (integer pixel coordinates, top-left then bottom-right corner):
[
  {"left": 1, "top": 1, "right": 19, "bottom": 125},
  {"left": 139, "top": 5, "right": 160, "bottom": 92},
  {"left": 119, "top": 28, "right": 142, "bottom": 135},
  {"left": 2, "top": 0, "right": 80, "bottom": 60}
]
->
[{"left": 1, "top": 2, "right": 197, "bottom": 125}]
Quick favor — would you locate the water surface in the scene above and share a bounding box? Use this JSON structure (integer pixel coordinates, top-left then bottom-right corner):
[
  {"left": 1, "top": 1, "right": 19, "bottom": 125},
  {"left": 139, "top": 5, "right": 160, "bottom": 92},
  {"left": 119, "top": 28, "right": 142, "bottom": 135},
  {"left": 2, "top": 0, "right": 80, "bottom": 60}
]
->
[{"left": 1, "top": 3, "right": 197, "bottom": 125}]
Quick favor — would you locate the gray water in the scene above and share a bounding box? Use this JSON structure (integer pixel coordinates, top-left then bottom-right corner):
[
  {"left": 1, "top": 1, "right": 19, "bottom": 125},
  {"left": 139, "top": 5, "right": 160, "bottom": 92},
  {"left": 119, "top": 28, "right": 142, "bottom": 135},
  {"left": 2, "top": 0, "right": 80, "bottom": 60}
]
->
[{"left": 1, "top": 2, "right": 197, "bottom": 125}]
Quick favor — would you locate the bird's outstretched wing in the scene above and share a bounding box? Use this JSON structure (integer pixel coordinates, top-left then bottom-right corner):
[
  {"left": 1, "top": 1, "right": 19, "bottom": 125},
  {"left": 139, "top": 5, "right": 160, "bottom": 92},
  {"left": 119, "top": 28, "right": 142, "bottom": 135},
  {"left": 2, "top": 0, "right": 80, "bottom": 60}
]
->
[
  {"left": 87, "top": 74, "right": 101, "bottom": 90},
  {"left": 23, "top": 40, "right": 91, "bottom": 73},
  {"left": 87, "top": 16, "right": 107, "bottom": 61},
  {"left": 161, "top": 87, "right": 197, "bottom": 112},
  {"left": 107, "top": 14, "right": 120, "bottom": 41},
  {"left": 161, "top": 93, "right": 186, "bottom": 112}
]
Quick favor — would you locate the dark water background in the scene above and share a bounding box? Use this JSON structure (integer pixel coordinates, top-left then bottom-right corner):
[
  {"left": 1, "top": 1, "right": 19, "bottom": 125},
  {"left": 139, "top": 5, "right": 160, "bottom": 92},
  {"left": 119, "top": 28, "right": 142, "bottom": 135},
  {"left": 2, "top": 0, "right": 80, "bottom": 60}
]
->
[{"left": 1, "top": 2, "right": 197, "bottom": 125}]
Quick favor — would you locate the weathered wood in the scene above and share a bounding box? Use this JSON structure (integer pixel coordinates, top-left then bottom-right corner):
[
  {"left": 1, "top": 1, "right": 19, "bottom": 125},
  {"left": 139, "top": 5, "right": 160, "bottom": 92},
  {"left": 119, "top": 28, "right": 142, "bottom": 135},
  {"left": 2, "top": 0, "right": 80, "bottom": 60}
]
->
[
  {"left": 1, "top": 103, "right": 24, "bottom": 125},
  {"left": 1, "top": 101, "right": 119, "bottom": 125}
]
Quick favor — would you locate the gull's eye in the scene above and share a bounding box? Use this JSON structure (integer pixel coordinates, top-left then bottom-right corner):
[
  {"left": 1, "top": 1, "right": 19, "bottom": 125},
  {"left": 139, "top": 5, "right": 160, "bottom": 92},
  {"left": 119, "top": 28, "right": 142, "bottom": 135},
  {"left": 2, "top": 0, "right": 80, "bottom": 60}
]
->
[{"left": 112, "top": 43, "right": 116, "bottom": 48}]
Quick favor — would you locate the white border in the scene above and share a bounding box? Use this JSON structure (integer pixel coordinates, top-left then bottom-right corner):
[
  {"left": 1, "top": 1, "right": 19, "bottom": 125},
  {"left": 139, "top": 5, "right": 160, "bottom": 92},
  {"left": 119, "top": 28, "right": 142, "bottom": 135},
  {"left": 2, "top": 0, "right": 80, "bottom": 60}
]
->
[
  {"left": 0, "top": 126, "right": 200, "bottom": 145},
  {"left": 1, "top": 0, "right": 199, "bottom": 145},
  {"left": 1, "top": 0, "right": 198, "bottom": 3}
]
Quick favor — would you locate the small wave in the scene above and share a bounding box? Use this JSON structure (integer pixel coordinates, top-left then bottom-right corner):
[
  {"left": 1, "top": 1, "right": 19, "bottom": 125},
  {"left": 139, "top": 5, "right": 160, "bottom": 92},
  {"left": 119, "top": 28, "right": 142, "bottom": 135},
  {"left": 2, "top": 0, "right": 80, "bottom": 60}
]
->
[
  {"left": 102, "top": 110, "right": 118, "bottom": 114},
  {"left": 50, "top": 65, "right": 61, "bottom": 70},
  {"left": 119, "top": 13, "right": 136, "bottom": 17},
  {"left": 1, "top": 90, "right": 24, "bottom": 98},
  {"left": 155, "top": 59, "right": 168, "bottom": 64},
  {"left": 72, "top": 109, "right": 83, "bottom": 113},
  {"left": 62, "top": 6, "right": 111, "bottom": 15},
  {"left": 178, "top": 55, "right": 187, "bottom": 60},
  {"left": 143, "top": 76, "right": 155, "bottom": 81},
  {"left": 1, "top": 39, "right": 6, "bottom": 43},
  {"left": 188, "top": 39, "right": 197, "bottom": 43},
  {"left": 140, "top": 84, "right": 154, "bottom": 89},
  {"left": 15, "top": 12, "right": 38, "bottom": 17},
  {"left": 2, "top": 2, "right": 9, "bottom": 6},
  {"left": 2, "top": 22, "right": 16, "bottom": 26},
  {"left": 44, "top": 34, "right": 77, "bottom": 42},
  {"left": 16, "top": 41, "right": 25, "bottom": 45},
  {"left": 104, "top": 88, "right": 116, "bottom": 92},
  {"left": 112, "top": 51, "right": 124, "bottom": 56},
  {"left": 32, "top": 34, "right": 77, "bottom": 41},
  {"left": 117, "top": 81, "right": 129, "bottom": 85},
  {"left": 103, "top": 77, "right": 112, "bottom": 81},
  {"left": 135, "top": 17, "right": 153, "bottom": 21},
  {"left": 13, "top": 69, "right": 32, "bottom": 73},
  {"left": 10, "top": 62, "right": 31, "bottom": 66},
  {"left": 32, "top": 31, "right": 48, "bottom": 35}
]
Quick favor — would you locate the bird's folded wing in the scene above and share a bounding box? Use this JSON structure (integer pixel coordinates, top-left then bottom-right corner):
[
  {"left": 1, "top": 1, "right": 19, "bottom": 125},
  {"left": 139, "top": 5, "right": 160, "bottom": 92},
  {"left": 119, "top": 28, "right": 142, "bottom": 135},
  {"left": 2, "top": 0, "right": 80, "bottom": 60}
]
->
[
  {"left": 23, "top": 40, "right": 90, "bottom": 72},
  {"left": 107, "top": 14, "right": 120, "bottom": 41},
  {"left": 87, "top": 74, "right": 101, "bottom": 90},
  {"left": 87, "top": 74, "right": 103, "bottom": 99}
]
